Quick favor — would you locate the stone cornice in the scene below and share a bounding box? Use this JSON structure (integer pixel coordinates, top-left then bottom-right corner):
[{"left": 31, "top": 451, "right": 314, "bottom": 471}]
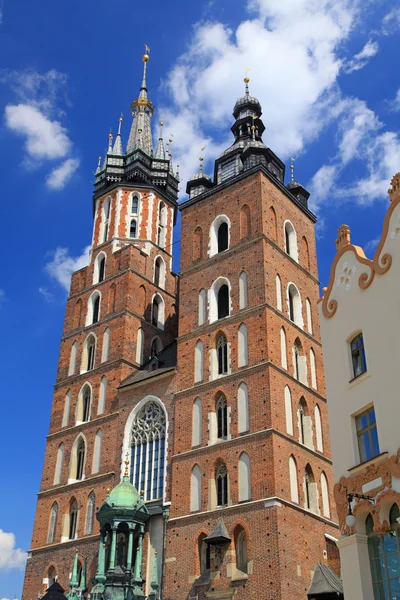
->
[
  {"left": 47, "top": 411, "right": 119, "bottom": 440},
  {"left": 38, "top": 471, "right": 115, "bottom": 498}
]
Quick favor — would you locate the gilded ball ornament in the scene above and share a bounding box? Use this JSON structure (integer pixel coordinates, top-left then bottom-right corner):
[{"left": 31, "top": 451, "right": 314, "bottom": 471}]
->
[{"left": 142, "top": 53, "right": 150, "bottom": 62}]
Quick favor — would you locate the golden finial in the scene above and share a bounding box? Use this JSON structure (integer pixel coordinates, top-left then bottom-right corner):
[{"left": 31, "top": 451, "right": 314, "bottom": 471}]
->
[
  {"left": 75, "top": 548, "right": 79, "bottom": 554},
  {"left": 106, "top": 487, "right": 111, "bottom": 494},
  {"left": 119, "top": 112, "right": 123, "bottom": 122},
  {"left": 290, "top": 157, "right": 295, "bottom": 182},
  {"left": 143, "top": 44, "right": 150, "bottom": 62},
  {"left": 244, "top": 67, "right": 251, "bottom": 84},
  {"left": 124, "top": 452, "right": 130, "bottom": 477},
  {"left": 140, "top": 489, "right": 145, "bottom": 496},
  {"left": 108, "top": 128, "right": 113, "bottom": 141}
]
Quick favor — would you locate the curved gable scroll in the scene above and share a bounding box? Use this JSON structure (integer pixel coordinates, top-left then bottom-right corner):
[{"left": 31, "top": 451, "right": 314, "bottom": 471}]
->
[{"left": 320, "top": 174, "right": 400, "bottom": 319}]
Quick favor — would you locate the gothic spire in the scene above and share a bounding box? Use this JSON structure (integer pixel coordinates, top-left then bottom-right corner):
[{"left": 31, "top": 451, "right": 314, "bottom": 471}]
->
[
  {"left": 113, "top": 114, "right": 123, "bottom": 156},
  {"left": 155, "top": 120, "right": 165, "bottom": 159},
  {"left": 95, "top": 155, "right": 101, "bottom": 175},
  {"left": 126, "top": 47, "right": 155, "bottom": 156}
]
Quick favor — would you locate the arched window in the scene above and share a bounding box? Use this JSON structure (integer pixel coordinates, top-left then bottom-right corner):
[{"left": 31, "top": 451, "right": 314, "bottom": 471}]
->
[
  {"left": 217, "top": 284, "right": 229, "bottom": 320},
  {"left": 47, "top": 566, "right": 57, "bottom": 587},
  {"left": 86, "top": 335, "right": 96, "bottom": 371},
  {"left": 284, "top": 221, "right": 298, "bottom": 260},
  {"left": 108, "top": 284, "right": 117, "bottom": 313},
  {"left": 269, "top": 206, "right": 278, "bottom": 241},
  {"left": 154, "top": 257, "right": 165, "bottom": 288},
  {"left": 54, "top": 443, "right": 64, "bottom": 485},
  {"left": 289, "top": 455, "right": 299, "bottom": 503},
  {"left": 193, "top": 227, "right": 203, "bottom": 261},
  {"left": 101, "top": 327, "right": 110, "bottom": 362},
  {"left": 276, "top": 275, "right": 282, "bottom": 311},
  {"left": 85, "top": 492, "right": 96, "bottom": 535},
  {"left": 198, "top": 289, "right": 207, "bottom": 326},
  {"left": 310, "top": 348, "right": 317, "bottom": 389},
  {"left": 81, "top": 385, "right": 91, "bottom": 422},
  {"left": 101, "top": 197, "right": 111, "bottom": 244},
  {"left": 367, "top": 504, "right": 400, "bottom": 597},
  {"left": 239, "top": 271, "right": 248, "bottom": 310},
  {"left": 217, "top": 334, "right": 228, "bottom": 375},
  {"left": 302, "top": 236, "right": 310, "bottom": 270},
  {"left": 350, "top": 332, "right": 367, "bottom": 378},
  {"left": 299, "top": 398, "right": 307, "bottom": 445},
  {"left": 68, "top": 341, "right": 78, "bottom": 376},
  {"left": 216, "top": 394, "right": 228, "bottom": 439},
  {"left": 131, "top": 195, "right": 139, "bottom": 215},
  {"left": 238, "top": 323, "right": 248, "bottom": 367},
  {"left": 306, "top": 298, "right": 313, "bottom": 334},
  {"left": 76, "top": 438, "right": 86, "bottom": 480},
  {"left": 136, "top": 327, "right": 144, "bottom": 365},
  {"left": 315, "top": 404, "right": 323, "bottom": 452},
  {"left": 47, "top": 502, "right": 58, "bottom": 543},
  {"left": 240, "top": 204, "right": 251, "bottom": 239},
  {"left": 130, "top": 401, "right": 166, "bottom": 501},
  {"left": 293, "top": 338, "right": 307, "bottom": 384},
  {"left": 304, "top": 464, "right": 318, "bottom": 513},
  {"left": 92, "top": 429, "right": 102, "bottom": 474},
  {"left": 190, "top": 465, "right": 202, "bottom": 512},
  {"left": 129, "top": 219, "right": 137, "bottom": 239},
  {"left": 138, "top": 285, "right": 146, "bottom": 316},
  {"left": 238, "top": 452, "right": 251, "bottom": 502},
  {"left": 98, "top": 376, "right": 106, "bottom": 415},
  {"left": 284, "top": 386, "right": 293, "bottom": 435},
  {"left": 157, "top": 202, "right": 167, "bottom": 248},
  {"left": 198, "top": 533, "right": 210, "bottom": 575},
  {"left": 280, "top": 327, "right": 287, "bottom": 369},
  {"left": 192, "top": 398, "right": 202, "bottom": 447},
  {"left": 235, "top": 529, "right": 248, "bottom": 573},
  {"left": 217, "top": 222, "right": 229, "bottom": 252},
  {"left": 216, "top": 463, "right": 228, "bottom": 506},
  {"left": 73, "top": 299, "right": 82, "bottom": 329},
  {"left": 69, "top": 499, "right": 78, "bottom": 540},
  {"left": 320, "top": 472, "right": 330, "bottom": 518},
  {"left": 62, "top": 391, "right": 71, "bottom": 427},
  {"left": 288, "top": 283, "right": 302, "bottom": 327},
  {"left": 195, "top": 340, "right": 204, "bottom": 383},
  {"left": 238, "top": 382, "right": 249, "bottom": 434},
  {"left": 210, "top": 216, "right": 230, "bottom": 257},
  {"left": 87, "top": 292, "right": 101, "bottom": 326},
  {"left": 152, "top": 294, "right": 164, "bottom": 329},
  {"left": 150, "top": 336, "right": 162, "bottom": 358},
  {"left": 98, "top": 255, "right": 106, "bottom": 283}
]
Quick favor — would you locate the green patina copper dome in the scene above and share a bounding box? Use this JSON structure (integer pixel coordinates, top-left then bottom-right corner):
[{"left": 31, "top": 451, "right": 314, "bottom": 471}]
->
[{"left": 108, "top": 475, "right": 140, "bottom": 507}]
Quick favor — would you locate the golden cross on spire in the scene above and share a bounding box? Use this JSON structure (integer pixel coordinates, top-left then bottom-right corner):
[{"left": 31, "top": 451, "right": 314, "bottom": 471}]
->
[
  {"left": 244, "top": 67, "right": 251, "bottom": 85},
  {"left": 145, "top": 44, "right": 151, "bottom": 54},
  {"left": 124, "top": 452, "right": 130, "bottom": 477}
]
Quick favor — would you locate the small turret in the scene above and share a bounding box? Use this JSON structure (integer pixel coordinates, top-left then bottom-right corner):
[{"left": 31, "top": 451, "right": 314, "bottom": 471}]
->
[
  {"left": 286, "top": 158, "right": 310, "bottom": 208},
  {"left": 154, "top": 120, "right": 166, "bottom": 159},
  {"left": 113, "top": 115, "right": 123, "bottom": 156},
  {"left": 186, "top": 151, "right": 214, "bottom": 199}
]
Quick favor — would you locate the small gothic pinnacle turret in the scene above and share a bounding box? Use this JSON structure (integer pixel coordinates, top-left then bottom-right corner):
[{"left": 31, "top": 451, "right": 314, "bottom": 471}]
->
[
  {"left": 126, "top": 47, "right": 154, "bottom": 156},
  {"left": 112, "top": 115, "right": 123, "bottom": 156},
  {"left": 155, "top": 120, "right": 166, "bottom": 159}
]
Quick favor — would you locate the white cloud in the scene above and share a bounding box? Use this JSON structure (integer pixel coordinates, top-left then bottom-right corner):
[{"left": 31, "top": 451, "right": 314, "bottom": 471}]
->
[
  {"left": 46, "top": 158, "right": 80, "bottom": 190},
  {"left": 2, "top": 69, "right": 78, "bottom": 189},
  {"left": 391, "top": 88, "right": 400, "bottom": 112},
  {"left": 5, "top": 104, "right": 71, "bottom": 160},
  {"left": 365, "top": 238, "right": 380, "bottom": 253},
  {"left": 344, "top": 40, "right": 379, "bottom": 73},
  {"left": 381, "top": 8, "right": 400, "bottom": 36},
  {"left": 0, "top": 530, "right": 26, "bottom": 570},
  {"left": 160, "top": 0, "right": 359, "bottom": 191},
  {"left": 45, "top": 246, "right": 90, "bottom": 292},
  {"left": 38, "top": 287, "right": 53, "bottom": 302}
]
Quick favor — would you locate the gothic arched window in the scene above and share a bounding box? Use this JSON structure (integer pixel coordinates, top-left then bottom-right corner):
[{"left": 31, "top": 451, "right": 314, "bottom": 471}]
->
[
  {"left": 69, "top": 499, "right": 78, "bottom": 540},
  {"left": 131, "top": 195, "right": 139, "bottom": 215},
  {"left": 217, "top": 334, "right": 228, "bottom": 375},
  {"left": 76, "top": 438, "right": 85, "bottom": 480},
  {"left": 235, "top": 528, "right": 248, "bottom": 573},
  {"left": 47, "top": 502, "right": 58, "bottom": 543},
  {"left": 83, "top": 386, "right": 91, "bottom": 422},
  {"left": 217, "top": 284, "right": 229, "bottom": 319},
  {"left": 130, "top": 219, "right": 137, "bottom": 239},
  {"left": 98, "top": 256, "right": 105, "bottom": 282},
  {"left": 85, "top": 491, "right": 96, "bottom": 535},
  {"left": 217, "top": 222, "right": 229, "bottom": 253},
  {"left": 216, "top": 394, "right": 228, "bottom": 439},
  {"left": 130, "top": 401, "right": 166, "bottom": 501},
  {"left": 216, "top": 463, "right": 228, "bottom": 506}
]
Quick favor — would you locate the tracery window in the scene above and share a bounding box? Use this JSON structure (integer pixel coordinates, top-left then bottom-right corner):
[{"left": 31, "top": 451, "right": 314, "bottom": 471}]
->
[
  {"left": 69, "top": 500, "right": 78, "bottom": 540},
  {"left": 130, "top": 401, "right": 166, "bottom": 501},
  {"left": 216, "top": 463, "right": 228, "bottom": 506},
  {"left": 217, "top": 334, "right": 228, "bottom": 375},
  {"left": 216, "top": 394, "right": 228, "bottom": 439}
]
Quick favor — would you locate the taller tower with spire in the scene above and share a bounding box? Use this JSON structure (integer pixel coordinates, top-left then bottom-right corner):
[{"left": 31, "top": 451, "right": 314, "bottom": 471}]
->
[{"left": 22, "top": 62, "right": 341, "bottom": 600}]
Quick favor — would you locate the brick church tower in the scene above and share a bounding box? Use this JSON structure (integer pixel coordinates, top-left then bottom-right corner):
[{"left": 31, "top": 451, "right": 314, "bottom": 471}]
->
[{"left": 22, "top": 55, "right": 340, "bottom": 600}]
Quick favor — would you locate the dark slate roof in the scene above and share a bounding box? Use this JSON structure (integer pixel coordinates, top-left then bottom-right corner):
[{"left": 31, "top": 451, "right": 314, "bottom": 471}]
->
[
  {"left": 42, "top": 582, "right": 69, "bottom": 600},
  {"left": 204, "top": 519, "right": 232, "bottom": 545},
  {"left": 119, "top": 341, "right": 177, "bottom": 388},
  {"left": 308, "top": 563, "right": 344, "bottom": 597}
]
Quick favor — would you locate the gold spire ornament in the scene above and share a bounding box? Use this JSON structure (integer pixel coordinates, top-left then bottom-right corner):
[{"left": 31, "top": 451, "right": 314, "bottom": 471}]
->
[
  {"left": 290, "top": 157, "right": 295, "bottom": 182},
  {"left": 124, "top": 452, "right": 130, "bottom": 477}
]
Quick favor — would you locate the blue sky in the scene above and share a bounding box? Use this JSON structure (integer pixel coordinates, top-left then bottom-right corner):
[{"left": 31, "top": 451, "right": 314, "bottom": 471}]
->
[{"left": 1, "top": 0, "right": 399, "bottom": 597}]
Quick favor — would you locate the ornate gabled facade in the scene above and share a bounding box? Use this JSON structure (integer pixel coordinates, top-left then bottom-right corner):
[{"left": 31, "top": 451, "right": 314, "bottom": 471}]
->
[
  {"left": 319, "top": 174, "right": 400, "bottom": 600},
  {"left": 22, "top": 52, "right": 340, "bottom": 600}
]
